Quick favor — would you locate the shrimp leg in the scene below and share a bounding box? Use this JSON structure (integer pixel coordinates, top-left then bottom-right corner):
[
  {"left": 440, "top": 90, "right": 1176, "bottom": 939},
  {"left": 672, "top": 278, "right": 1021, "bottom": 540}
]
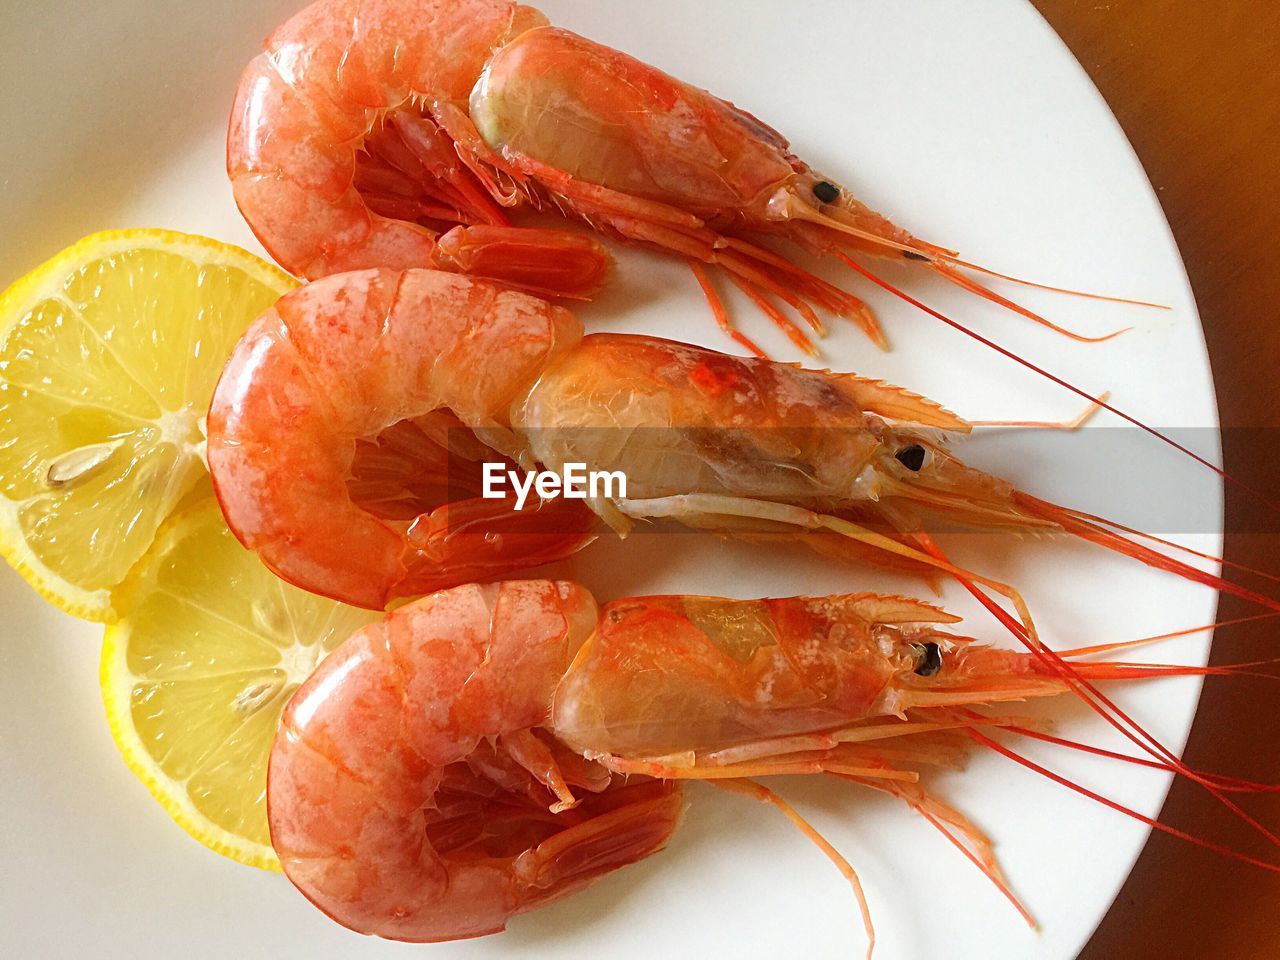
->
[
  {"left": 711, "top": 778, "right": 876, "bottom": 960},
  {"left": 503, "top": 154, "right": 877, "bottom": 342}
]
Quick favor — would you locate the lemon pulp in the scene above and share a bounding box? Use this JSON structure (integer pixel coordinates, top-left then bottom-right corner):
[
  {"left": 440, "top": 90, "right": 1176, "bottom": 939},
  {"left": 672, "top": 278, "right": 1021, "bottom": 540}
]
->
[
  {"left": 0, "top": 229, "right": 296, "bottom": 619},
  {"left": 102, "top": 498, "right": 374, "bottom": 869}
]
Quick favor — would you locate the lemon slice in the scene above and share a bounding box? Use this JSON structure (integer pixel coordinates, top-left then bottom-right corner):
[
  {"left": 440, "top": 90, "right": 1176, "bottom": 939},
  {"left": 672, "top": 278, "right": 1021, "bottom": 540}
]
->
[
  {"left": 102, "top": 498, "right": 374, "bottom": 869},
  {"left": 0, "top": 229, "right": 296, "bottom": 620}
]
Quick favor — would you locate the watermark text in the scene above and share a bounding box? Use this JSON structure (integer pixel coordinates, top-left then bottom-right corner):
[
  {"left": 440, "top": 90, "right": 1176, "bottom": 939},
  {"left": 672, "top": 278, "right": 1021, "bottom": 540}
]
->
[{"left": 482, "top": 462, "right": 627, "bottom": 510}]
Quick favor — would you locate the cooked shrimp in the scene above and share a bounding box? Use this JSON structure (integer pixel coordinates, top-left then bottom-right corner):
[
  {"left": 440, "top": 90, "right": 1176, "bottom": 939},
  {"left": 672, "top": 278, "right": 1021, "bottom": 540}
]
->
[
  {"left": 269, "top": 579, "right": 1255, "bottom": 947},
  {"left": 209, "top": 268, "right": 1277, "bottom": 632},
  {"left": 227, "top": 0, "right": 610, "bottom": 298},
  {"left": 268, "top": 579, "right": 682, "bottom": 941},
  {"left": 233, "top": 0, "right": 1163, "bottom": 357},
  {"left": 206, "top": 268, "right": 597, "bottom": 609}
]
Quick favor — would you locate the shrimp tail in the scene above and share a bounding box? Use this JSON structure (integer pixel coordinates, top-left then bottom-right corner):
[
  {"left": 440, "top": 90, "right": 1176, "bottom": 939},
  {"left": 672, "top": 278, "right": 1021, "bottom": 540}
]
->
[
  {"left": 397, "top": 495, "right": 599, "bottom": 607},
  {"left": 514, "top": 779, "right": 685, "bottom": 893},
  {"left": 432, "top": 224, "right": 613, "bottom": 300}
]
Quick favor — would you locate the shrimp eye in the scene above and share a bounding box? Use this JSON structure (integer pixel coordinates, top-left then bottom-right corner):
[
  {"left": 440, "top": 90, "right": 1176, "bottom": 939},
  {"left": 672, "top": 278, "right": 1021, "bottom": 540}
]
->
[
  {"left": 812, "top": 180, "right": 840, "bottom": 204},
  {"left": 912, "top": 642, "right": 942, "bottom": 677},
  {"left": 894, "top": 444, "right": 927, "bottom": 471}
]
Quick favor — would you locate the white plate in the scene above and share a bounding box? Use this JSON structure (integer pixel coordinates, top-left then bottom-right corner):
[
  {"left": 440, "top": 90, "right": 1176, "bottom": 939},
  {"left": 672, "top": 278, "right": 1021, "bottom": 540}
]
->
[{"left": 0, "top": 1, "right": 1221, "bottom": 958}]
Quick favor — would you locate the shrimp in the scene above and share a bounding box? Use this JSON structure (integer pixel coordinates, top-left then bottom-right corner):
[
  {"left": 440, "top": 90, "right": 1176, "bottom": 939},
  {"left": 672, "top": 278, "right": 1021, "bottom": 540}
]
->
[
  {"left": 205, "top": 268, "right": 598, "bottom": 610},
  {"left": 208, "top": 268, "right": 1278, "bottom": 631},
  {"left": 227, "top": 0, "right": 611, "bottom": 299},
  {"left": 268, "top": 579, "right": 683, "bottom": 941},
  {"left": 269, "top": 579, "right": 1258, "bottom": 947},
  {"left": 232, "top": 0, "right": 1158, "bottom": 358}
]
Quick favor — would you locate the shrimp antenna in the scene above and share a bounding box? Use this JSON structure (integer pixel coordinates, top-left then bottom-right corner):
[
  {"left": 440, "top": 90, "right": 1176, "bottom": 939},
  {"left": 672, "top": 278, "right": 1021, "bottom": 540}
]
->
[
  {"left": 957, "top": 571, "right": 1280, "bottom": 848},
  {"left": 999, "top": 725, "right": 1280, "bottom": 794},
  {"left": 914, "top": 533, "right": 1280, "bottom": 852},
  {"left": 929, "top": 261, "right": 1130, "bottom": 343},
  {"left": 1068, "top": 657, "right": 1280, "bottom": 682},
  {"left": 969, "top": 728, "right": 1280, "bottom": 875},
  {"left": 785, "top": 200, "right": 1145, "bottom": 340},
  {"left": 934, "top": 253, "right": 1170, "bottom": 309},
  {"left": 1010, "top": 493, "right": 1280, "bottom": 613},
  {"left": 1054, "top": 508, "right": 1280, "bottom": 589},
  {"left": 839, "top": 252, "right": 1280, "bottom": 520},
  {"left": 1046, "top": 613, "right": 1280, "bottom": 792},
  {"left": 1054, "top": 611, "right": 1280, "bottom": 659}
]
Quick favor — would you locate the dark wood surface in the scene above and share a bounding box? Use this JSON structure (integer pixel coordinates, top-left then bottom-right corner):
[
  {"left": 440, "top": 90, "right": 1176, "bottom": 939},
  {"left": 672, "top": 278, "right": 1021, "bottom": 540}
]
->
[{"left": 1031, "top": 2, "right": 1280, "bottom": 957}]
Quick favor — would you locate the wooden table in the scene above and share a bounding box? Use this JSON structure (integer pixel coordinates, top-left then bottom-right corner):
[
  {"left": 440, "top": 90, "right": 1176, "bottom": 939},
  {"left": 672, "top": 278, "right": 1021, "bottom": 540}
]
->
[{"left": 1030, "top": 2, "right": 1280, "bottom": 956}]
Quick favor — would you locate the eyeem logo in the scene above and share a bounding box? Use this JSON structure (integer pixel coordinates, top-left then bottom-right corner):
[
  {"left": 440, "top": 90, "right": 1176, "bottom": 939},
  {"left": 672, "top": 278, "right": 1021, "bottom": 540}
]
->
[{"left": 482, "top": 463, "right": 627, "bottom": 510}]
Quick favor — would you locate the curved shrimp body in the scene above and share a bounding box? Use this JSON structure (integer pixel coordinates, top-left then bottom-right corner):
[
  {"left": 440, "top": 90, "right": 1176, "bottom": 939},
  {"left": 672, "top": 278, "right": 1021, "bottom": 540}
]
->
[
  {"left": 268, "top": 579, "right": 683, "bottom": 941},
  {"left": 206, "top": 268, "right": 597, "bottom": 610},
  {"left": 228, "top": 0, "right": 610, "bottom": 297}
]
